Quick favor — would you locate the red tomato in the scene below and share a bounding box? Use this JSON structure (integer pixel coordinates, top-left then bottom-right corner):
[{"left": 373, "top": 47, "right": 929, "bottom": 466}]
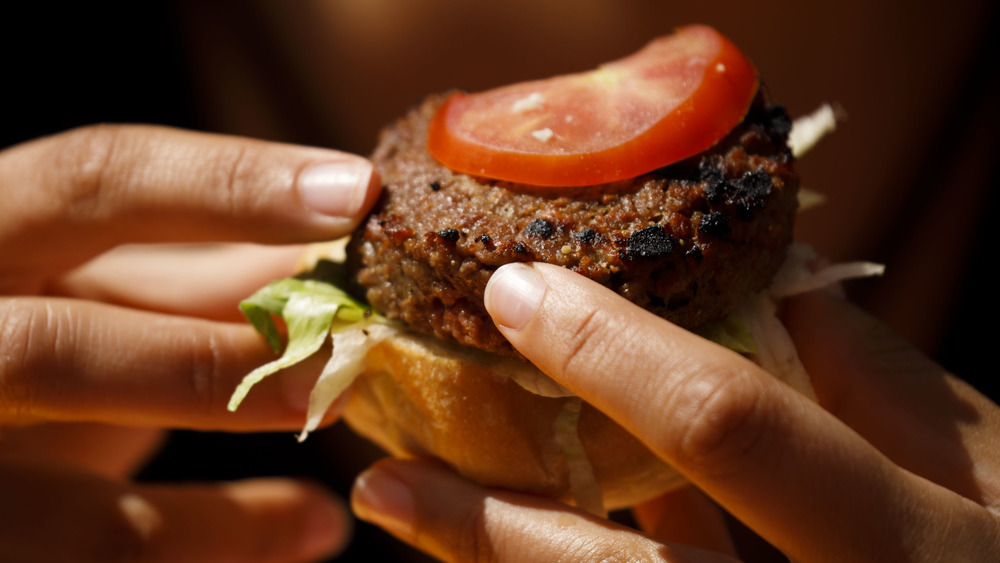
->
[{"left": 427, "top": 25, "right": 759, "bottom": 187}]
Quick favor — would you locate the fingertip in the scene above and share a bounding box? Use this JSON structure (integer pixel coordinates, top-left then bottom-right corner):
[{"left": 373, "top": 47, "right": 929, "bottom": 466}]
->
[
  {"left": 351, "top": 460, "right": 509, "bottom": 562},
  {"left": 221, "top": 478, "right": 354, "bottom": 562},
  {"left": 296, "top": 481, "right": 355, "bottom": 561},
  {"left": 351, "top": 462, "right": 416, "bottom": 540},
  {"left": 484, "top": 262, "right": 546, "bottom": 331}
]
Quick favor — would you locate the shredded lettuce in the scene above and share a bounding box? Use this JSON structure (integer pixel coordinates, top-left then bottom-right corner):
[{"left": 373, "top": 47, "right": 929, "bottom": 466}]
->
[
  {"left": 489, "top": 356, "right": 574, "bottom": 398},
  {"left": 552, "top": 397, "right": 606, "bottom": 517},
  {"left": 789, "top": 103, "right": 838, "bottom": 158},
  {"left": 298, "top": 321, "right": 396, "bottom": 441},
  {"left": 768, "top": 242, "right": 886, "bottom": 299},
  {"left": 695, "top": 314, "right": 757, "bottom": 355},
  {"left": 227, "top": 276, "right": 399, "bottom": 438},
  {"left": 736, "top": 292, "right": 814, "bottom": 398},
  {"left": 728, "top": 242, "right": 885, "bottom": 398}
]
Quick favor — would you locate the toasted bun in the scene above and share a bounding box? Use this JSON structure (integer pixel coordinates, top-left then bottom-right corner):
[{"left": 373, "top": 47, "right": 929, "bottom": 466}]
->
[{"left": 342, "top": 331, "right": 687, "bottom": 510}]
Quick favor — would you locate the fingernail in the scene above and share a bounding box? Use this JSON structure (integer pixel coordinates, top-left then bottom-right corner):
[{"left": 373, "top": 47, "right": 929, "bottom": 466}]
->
[
  {"left": 352, "top": 467, "right": 414, "bottom": 538},
  {"left": 484, "top": 263, "right": 545, "bottom": 331},
  {"left": 298, "top": 160, "right": 373, "bottom": 217}
]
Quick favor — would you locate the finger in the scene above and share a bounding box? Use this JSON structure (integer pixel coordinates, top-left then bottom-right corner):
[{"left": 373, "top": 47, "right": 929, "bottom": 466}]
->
[
  {"left": 0, "top": 454, "right": 350, "bottom": 563},
  {"left": 0, "top": 125, "right": 380, "bottom": 285},
  {"left": 0, "top": 296, "right": 344, "bottom": 431},
  {"left": 0, "top": 422, "right": 166, "bottom": 479},
  {"left": 352, "top": 459, "right": 738, "bottom": 563},
  {"left": 782, "top": 291, "right": 1000, "bottom": 506},
  {"left": 51, "top": 243, "right": 307, "bottom": 322},
  {"left": 633, "top": 486, "right": 737, "bottom": 557},
  {"left": 484, "top": 263, "right": 1000, "bottom": 562}
]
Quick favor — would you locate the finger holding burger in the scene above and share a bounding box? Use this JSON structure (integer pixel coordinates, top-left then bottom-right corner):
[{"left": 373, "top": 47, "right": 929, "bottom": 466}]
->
[{"left": 350, "top": 265, "right": 1000, "bottom": 562}]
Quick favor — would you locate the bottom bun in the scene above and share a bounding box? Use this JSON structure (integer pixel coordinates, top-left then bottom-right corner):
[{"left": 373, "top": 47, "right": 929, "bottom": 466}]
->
[{"left": 342, "top": 331, "right": 687, "bottom": 511}]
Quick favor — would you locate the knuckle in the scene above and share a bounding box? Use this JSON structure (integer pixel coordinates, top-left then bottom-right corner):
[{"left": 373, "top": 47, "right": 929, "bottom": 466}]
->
[
  {"left": 54, "top": 124, "right": 125, "bottom": 219},
  {"left": 558, "top": 307, "right": 618, "bottom": 381},
  {"left": 454, "top": 502, "right": 668, "bottom": 563},
  {"left": 453, "top": 499, "right": 495, "bottom": 562},
  {"left": 219, "top": 143, "right": 250, "bottom": 215},
  {"left": 184, "top": 329, "right": 227, "bottom": 417},
  {"left": 0, "top": 299, "right": 50, "bottom": 418},
  {"left": 552, "top": 536, "right": 631, "bottom": 563},
  {"left": 215, "top": 141, "right": 274, "bottom": 218},
  {"left": 569, "top": 537, "right": 661, "bottom": 563},
  {"left": 666, "top": 367, "right": 774, "bottom": 477}
]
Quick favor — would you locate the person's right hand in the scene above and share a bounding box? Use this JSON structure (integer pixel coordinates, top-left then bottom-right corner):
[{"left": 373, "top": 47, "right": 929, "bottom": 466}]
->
[
  {"left": 352, "top": 262, "right": 1000, "bottom": 562},
  {"left": 0, "top": 124, "right": 381, "bottom": 562}
]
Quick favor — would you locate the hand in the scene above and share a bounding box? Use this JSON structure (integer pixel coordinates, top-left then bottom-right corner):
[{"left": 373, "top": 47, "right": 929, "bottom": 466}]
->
[
  {"left": 0, "top": 125, "right": 381, "bottom": 562},
  {"left": 351, "top": 262, "right": 1000, "bottom": 562}
]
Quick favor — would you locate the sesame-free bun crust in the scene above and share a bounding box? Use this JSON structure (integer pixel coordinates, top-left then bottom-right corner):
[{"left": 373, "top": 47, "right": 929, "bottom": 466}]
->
[{"left": 342, "top": 331, "right": 687, "bottom": 510}]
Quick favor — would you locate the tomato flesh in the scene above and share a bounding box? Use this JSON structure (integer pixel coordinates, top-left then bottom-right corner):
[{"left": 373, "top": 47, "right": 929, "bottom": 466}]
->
[{"left": 427, "top": 25, "right": 759, "bottom": 187}]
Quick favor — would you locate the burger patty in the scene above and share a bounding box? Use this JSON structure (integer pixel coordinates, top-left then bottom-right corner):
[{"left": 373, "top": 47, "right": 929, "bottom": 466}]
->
[{"left": 349, "top": 92, "right": 799, "bottom": 356}]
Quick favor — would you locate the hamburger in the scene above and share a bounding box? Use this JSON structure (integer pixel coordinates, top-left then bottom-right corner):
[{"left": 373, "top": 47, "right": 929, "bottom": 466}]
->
[{"left": 228, "top": 25, "right": 881, "bottom": 514}]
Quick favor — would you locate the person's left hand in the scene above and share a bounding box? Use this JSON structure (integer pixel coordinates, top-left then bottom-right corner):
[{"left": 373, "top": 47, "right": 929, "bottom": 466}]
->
[{"left": 0, "top": 125, "right": 381, "bottom": 562}]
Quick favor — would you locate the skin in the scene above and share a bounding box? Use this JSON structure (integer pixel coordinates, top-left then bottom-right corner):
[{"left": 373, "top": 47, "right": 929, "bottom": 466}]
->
[
  {"left": 351, "top": 262, "right": 1000, "bottom": 562},
  {"left": 0, "top": 124, "right": 381, "bottom": 562}
]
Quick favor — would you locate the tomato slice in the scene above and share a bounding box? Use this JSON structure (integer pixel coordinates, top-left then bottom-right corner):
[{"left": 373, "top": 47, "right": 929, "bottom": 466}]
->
[{"left": 427, "top": 25, "right": 759, "bottom": 187}]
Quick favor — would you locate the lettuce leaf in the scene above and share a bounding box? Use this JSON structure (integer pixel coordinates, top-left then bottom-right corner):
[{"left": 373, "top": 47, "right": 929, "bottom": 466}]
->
[
  {"left": 298, "top": 321, "right": 396, "bottom": 441},
  {"left": 732, "top": 242, "right": 885, "bottom": 398},
  {"left": 695, "top": 314, "right": 756, "bottom": 355},
  {"left": 227, "top": 277, "right": 387, "bottom": 413}
]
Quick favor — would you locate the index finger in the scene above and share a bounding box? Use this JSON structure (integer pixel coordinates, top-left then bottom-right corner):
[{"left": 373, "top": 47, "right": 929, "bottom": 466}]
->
[
  {"left": 484, "top": 262, "right": 1000, "bottom": 562},
  {"left": 0, "top": 125, "right": 380, "bottom": 283}
]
